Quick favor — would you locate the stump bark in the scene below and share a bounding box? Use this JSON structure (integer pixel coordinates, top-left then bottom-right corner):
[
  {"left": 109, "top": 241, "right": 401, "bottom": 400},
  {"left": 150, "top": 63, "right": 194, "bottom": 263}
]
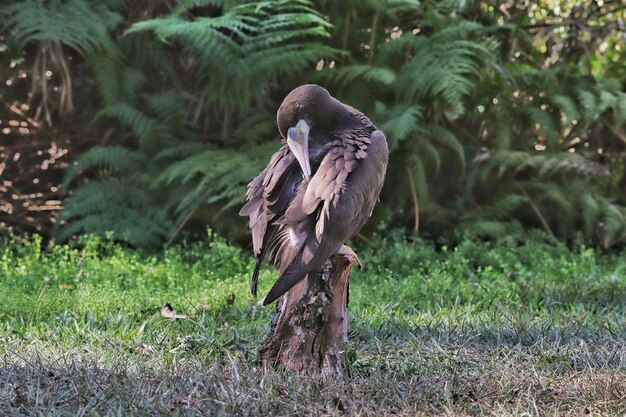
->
[{"left": 259, "top": 245, "right": 359, "bottom": 375}]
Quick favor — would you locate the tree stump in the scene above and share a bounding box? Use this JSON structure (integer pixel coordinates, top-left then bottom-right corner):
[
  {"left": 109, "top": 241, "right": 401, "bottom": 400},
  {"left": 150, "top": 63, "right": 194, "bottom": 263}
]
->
[{"left": 259, "top": 245, "right": 360, "bottom": 375}]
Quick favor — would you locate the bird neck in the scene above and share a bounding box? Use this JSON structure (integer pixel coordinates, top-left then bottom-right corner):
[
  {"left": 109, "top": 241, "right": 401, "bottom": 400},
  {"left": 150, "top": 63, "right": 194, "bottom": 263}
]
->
[{"left": 335, "top": 119, "right": 376, "bottom": 141}]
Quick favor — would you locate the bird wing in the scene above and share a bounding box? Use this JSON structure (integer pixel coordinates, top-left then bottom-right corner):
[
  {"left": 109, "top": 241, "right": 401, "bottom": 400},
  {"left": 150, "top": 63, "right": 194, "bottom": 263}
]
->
[
  {"left": 263, "top": 130, "right": 388, "bottom": 304},
  {"left": 239, "top": 144, "right": 303, "bottom": 296}
]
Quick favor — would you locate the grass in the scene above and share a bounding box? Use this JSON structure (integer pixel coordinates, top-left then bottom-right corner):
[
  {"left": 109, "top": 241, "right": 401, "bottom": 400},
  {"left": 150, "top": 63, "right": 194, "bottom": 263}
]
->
[{"left": 1, "top": 230, "right": 625, "bottom": 416}]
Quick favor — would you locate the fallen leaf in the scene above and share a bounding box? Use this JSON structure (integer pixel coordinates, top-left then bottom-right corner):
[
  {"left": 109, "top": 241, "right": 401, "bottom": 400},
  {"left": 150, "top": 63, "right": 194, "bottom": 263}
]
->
[
  {"left": 161, "top": 303, "right": 187, "bottom": 319},
  {"left": 137, "top": 344, "right": 155, "bottom": 355}
]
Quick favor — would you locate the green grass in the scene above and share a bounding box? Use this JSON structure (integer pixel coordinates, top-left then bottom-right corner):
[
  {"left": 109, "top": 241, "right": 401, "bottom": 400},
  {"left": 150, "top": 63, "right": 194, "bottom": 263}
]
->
[{"left": 1, "top": 231, "right": 625, "bottom": 416}]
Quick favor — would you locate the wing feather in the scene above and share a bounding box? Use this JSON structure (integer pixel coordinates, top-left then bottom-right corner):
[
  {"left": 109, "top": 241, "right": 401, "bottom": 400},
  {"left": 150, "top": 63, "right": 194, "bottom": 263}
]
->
[
  {"left": 239, "top": 144, "right": 303, "bottom": 295},
  {"left": 263, "top": 130, "right": 388, "bottom": 305}
]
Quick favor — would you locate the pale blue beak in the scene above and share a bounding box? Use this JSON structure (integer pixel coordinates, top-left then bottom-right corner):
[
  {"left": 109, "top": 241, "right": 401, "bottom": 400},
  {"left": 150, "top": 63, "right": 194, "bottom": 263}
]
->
[{"left": 287, "top": 119, "right": 312, "bottom": 181}]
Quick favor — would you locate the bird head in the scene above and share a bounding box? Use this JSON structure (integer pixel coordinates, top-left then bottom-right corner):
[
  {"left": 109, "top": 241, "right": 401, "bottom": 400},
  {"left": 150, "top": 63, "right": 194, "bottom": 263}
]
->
[{"left": 276, "top": 84, "right": 350, "bottom": 181}]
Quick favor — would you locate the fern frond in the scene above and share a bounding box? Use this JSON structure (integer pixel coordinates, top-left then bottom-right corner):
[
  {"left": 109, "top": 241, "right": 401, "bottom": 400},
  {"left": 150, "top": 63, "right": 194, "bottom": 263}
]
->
[
  {"left": 377, "top": 103, "right": 423, "bottom": 149},
  {"left": 550, "top": 94, "right": 580, "bottom": 125},
  {"left": 127, "top": 0, "right": 336, "bottom": 111},
  {"left": 579, "top": 193, "right": 600, "bottom": 239},
  {"left": 153, "top": 142, "right": 210, "bottom": 162},
  {"left": 173, "top": 0, "right": 230, "bottom": 15},
  {"left": 63, "top": 146, "right": 146, "bottom": 188},
  {"left": 58, "top": 178, "right": 169, "bottom": 247},
  {"left": 532, "top": 183, "right": 575, "bottom": 233},
  {"left": 418, "top": 124, "right": 466, "bottom": 171},
  {"left": 461, "top": 220, "right": 524, "bottom": 240},
  {"left": 417, "top": 138, "right": 441, "bottom": 173},
  {"left": 156, "top": 145, "right": 266, "bottom": 215},
  {"left": 95, "top": 103, "right": 159, "bottom": 149},
  {"left": 334, "top": 65, "right": 397, "bottom": 87},
  {"left": 4, "top": 0, "right": 120, "bottom": 56},
  {"left": 464, "top": 193, "right": 528, "bottom": 221},
  {"left": 489, "top": 112, "right": 513, "bottom": 150},
  {"left": 393, "top": 23, "right": 494, "bottom": 112},
  {"left": 486, "top": 151, "right": 608, "bottom": 180},
  {"left": 87, "top": 48, "right": 126, "bottom": 106},
  {"left": 578, "top": 89, "right": 599, "bottom": 123},
  {"left": 601, "top": 201, "right": 626, "bottom": 246},
  {"left": 526, "top": 107, "right": 560, "bottom": 148}
]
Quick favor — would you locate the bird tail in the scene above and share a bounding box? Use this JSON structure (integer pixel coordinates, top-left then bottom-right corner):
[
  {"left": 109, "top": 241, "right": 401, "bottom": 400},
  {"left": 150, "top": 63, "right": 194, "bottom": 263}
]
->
[
  {"left": 262, "top": 252, "right": 309, "bottom": 305},
  {"left": 251, "top": 257, "right": 262, "bottom": 298}
]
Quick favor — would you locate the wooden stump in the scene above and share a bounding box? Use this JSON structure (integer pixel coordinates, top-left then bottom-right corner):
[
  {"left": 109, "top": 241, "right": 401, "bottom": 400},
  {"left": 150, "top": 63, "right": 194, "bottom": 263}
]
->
[{"left": 259, "top": 245, "right": 360, "bottom": 375}]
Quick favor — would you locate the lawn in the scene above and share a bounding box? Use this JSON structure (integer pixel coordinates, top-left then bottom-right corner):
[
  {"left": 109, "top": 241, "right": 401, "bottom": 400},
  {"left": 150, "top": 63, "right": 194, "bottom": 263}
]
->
[{"left": 1, "top": 231, "right": 625, "bottom": 416}]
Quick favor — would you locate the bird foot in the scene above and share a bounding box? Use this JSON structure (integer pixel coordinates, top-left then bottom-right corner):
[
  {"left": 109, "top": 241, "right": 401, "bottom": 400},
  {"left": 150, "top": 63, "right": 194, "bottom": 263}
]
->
[{"left": 337, "top": 245, "right": 362, "bottom": 269}]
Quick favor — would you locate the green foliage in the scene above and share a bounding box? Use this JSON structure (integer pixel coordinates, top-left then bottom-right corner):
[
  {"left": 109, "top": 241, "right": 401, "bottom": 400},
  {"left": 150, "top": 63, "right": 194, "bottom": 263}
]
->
[
  {"left": 155, "top": 143, "right": 269, "bottom": 216},
  {"left": 3, "top": 0, "right": 335, "bottom": 247},
  {"left": 57, "top": 179, "right": 170, "bottom": 247},
  {"left": 317, "top": 1, "right": 626, "bottom": 247},
  {"left": 62, "top": 146, "right": 147, "bottom": 185},
  {"left": 395, "top": 23, "right": 495, "bottom": 112},
  {"left": 1, "top": 232, "right": 625, "bottom": 414},
  {"left": 1, "top": 230, "right": 624, "bottom": 325},
  {"left": 3, "top": 0, "right": 122, "bottom": 55},
  {"left": 128, "top": 0, "right": 336, "bottom": 111},
  {"left": 2, "top": 0, "right": 625, "bottom": 248}
]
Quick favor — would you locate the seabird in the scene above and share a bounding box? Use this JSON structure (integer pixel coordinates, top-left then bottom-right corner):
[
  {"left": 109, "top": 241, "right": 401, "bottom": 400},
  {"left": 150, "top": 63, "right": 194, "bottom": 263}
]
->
[{"left": 239, "top": 84, "right": 388, "bottom": 305}]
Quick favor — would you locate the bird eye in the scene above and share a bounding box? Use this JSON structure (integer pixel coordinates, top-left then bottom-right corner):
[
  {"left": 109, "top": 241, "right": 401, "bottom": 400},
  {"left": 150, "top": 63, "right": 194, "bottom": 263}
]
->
[{"left": 287, "top": 127, "right": 298, "bottom": 140}]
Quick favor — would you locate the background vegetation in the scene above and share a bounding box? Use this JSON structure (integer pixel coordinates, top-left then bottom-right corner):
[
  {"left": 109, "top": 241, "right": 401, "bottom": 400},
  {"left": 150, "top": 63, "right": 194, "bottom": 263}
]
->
[
  {"left": 1, "top": 0, "right": 625, "bottom": 249},
  {"left": 1, "top": 232, "right": 625, "bottom": 415}
]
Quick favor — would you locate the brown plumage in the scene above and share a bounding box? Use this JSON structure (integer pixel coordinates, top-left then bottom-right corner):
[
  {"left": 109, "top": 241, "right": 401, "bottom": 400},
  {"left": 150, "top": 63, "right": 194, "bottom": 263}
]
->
[{"left": 239, "top": 84, "right": 388, "bottom": 305}]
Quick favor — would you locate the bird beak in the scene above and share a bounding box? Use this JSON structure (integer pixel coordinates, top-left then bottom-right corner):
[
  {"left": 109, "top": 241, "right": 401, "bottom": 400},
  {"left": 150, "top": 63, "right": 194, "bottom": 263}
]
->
[{"left": 287, "top": 119, "right": 312, "bottom": 181}]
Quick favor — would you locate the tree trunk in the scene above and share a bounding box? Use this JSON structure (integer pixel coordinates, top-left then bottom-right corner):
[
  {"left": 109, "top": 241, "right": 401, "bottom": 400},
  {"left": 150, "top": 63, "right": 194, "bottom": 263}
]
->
[{"left": 259, "top": 245, "right": 360, "bottom": 375}]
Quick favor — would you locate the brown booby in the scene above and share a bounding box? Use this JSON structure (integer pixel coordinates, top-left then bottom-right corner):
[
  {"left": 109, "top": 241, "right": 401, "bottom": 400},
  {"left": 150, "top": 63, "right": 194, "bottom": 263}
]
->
[{"left": 239, "top": 84, "right": 388, "bottom": 305}]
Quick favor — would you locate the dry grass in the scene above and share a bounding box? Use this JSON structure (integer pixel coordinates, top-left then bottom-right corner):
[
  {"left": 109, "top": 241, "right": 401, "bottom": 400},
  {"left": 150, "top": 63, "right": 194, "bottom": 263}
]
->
[{"left": 2, "top": 317, "right": 625, "bottom": 416}]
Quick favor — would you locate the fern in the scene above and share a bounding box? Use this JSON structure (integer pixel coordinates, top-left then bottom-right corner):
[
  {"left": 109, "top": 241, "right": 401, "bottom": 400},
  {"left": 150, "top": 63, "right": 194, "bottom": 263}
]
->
[
  {"left": 53, "top": 0, "right": 334, "bottom": 245},
  {"left": 535, "top": 183, "right": 575, "bottom": 234},
  {"left": 461, "top": 220, "right": 525, "bottom": 240},
  {"left": 156, "top": 142, "right": 271, "bottom": 216},
  {"left": 95, "top": 104, "right": 160, "bottom": 148},
  {"left": 600, "top": 200, "right": 626, "bottom": 247},
  {"left": 418, "top": 124, "right": 466, "bottom": 172},
  {"left": 3, "top": 0, "right": 121, "bottom": 56},
  {"left": 416, "top": 138, "right": 441, "bottom": 174},
  {"left": 393, "top": 23, "right": 495, "bottom": 112},
  {"left": 88, "top": 49, "right": 127, "bottom": 106},
  {"left": 4, "top": 0, "right": 624, "bottom": 248},
  {"left": 579, "top": 193, "right": 601, "bottom": 240},
  {"left": 128, "top": 0, "right": 337, "bottom": 111},
  {"left": 463, "top": 194, "right": 529, "bottom": 221},
  {"left": 335, "top": 65, "right": 397, "bottom": 87},
  {"left": 376, "top": 103, "right": 423, "bottom": 148},
  {"left": 489, "top": 111, "right": 513, "bottom": 150},
  {"left": 550, "top": 94, "right": 581, "bottom": 125},
  {"left": 484, "top": 151, "right": 608, "bottom": 180},
  {"left": 63, "top": 146, "right": 147, "bottom": 188},
  {"left": 57, "top": 179, "right": 170, "bottom": 247},
  {"left": 526, "top": 107, "right": 560, "bottom": 148}
]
